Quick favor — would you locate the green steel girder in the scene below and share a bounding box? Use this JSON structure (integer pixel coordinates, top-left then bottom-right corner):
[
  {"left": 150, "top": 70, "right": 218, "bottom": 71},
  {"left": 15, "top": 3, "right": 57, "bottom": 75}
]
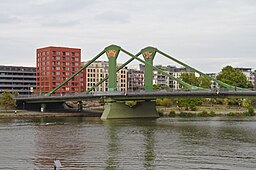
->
[
  {"left": 120, "top": 48, "right": 207, "bottom": 91},
  {"left": 46, "top": 49, "right": 106, "bottom": 96},
  {"left": 157, "top": 49, "right": 250, "bottom": 91}
]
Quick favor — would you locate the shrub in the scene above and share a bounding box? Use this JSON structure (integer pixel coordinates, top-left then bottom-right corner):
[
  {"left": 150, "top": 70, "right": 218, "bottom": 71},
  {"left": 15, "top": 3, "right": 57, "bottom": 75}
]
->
[
  {"left": 190, "top": 105, "right": 197, "bottom": 111},
  {"left": 169, "top": 110, "right": 176, "bottom": 117},
  {"left": 247, "top": 107, "right": 254, "bottom": 114},
  {"left": 158, "top": 110, "right": 164, "bottom": 116},
  {"left": 243, "top": 107, "right": 255, "bottom": 116},
  {"left": 197, "top": 110, "right": 208, "bottom": 117},
  {"left": 227, "top": 112, "right": 242, "bottom": 116},
  {"left": 209, "top": 111, "right": 216, "bottom": 117},
  {"left": 179, "top": 112, "right": 195, "bottom": 117},
  {"left": 197, "top": 110, "right": 216, "bottom": 117}
]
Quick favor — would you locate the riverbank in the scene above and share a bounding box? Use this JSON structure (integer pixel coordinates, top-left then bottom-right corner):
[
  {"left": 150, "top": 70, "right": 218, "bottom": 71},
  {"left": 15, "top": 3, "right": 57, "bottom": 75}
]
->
[
  {"left": 0, "top": 105, "right": 255, "bottom": 119},
  {"left": 0, "top": 110, "right": 102, "bottom": 119},
  {"left": 157, "top": 105, "right": 255, "bottom": 117}
]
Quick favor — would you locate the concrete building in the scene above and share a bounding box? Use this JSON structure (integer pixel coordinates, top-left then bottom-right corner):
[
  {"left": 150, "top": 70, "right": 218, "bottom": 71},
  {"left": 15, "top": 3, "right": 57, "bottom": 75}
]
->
[
  {"left": 0, "top": 65, "right": 36, "bottom": 96},
  {"left": 36, "top": 46, "right": 82, "bottom": 95},
  {"left": 128, "top": 69, "right": 144, "bottom": 92},
  {"left": 153, "top": 65, "right": 195, "bottom": 89},
  {"left": 83, "top": 61, "right": 128, "bottom": 92}
]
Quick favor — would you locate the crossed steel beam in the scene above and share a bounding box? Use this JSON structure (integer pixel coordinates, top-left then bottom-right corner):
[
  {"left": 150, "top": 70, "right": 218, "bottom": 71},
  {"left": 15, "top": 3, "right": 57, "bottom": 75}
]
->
[{"left": 45, "top": 45, "right": 250, "bottom": 96}]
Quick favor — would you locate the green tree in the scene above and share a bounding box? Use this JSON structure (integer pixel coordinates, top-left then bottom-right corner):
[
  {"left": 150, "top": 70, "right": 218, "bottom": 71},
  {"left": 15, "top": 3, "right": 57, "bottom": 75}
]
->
[
  {"left": 198, "top": 76, "right": 212, "bottom": 88},
  {"left": 153, "top": 84, "right": 161, "bottom": 90},
  {"left": 180, "top": 73, "right": 211, "bottom": 88},
  {"left": 0, "top": 91, "right": 16, "bottom": 112},
  {"left": 175, "top": 98, "right": 202, "bottom": 111},
  {"left": 179, "top": 73, "right": 198, "bottom": 86},
  {"left": 216, "top": 66, "right": 253, "bottom": 88}
]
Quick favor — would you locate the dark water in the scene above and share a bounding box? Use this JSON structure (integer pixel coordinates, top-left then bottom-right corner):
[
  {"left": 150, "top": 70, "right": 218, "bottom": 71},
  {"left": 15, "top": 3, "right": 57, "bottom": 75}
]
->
[{"left": 0, "top": 117, "right": 256, "bottom": 170}]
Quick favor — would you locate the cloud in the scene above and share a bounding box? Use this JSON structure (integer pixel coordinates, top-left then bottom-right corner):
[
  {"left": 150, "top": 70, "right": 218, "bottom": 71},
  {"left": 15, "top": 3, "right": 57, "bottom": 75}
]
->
[
  {"left": 94, "top": 11, "right": 130, "bottom": 24},
  {"left": 42, "top": 19, "right": 81, "bottom": 27},
  {"left": 0, "top": 13, "right": 20, "bottom": 24},
  {"left": 0, "top": 0, "right": 256, "bottom": 73}
]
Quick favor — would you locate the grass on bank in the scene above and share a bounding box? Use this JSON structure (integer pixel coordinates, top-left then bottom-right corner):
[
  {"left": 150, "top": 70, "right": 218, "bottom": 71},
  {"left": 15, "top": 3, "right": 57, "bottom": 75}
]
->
[{"left": 158, "top": 107, "right": 255, "bottom": 117}]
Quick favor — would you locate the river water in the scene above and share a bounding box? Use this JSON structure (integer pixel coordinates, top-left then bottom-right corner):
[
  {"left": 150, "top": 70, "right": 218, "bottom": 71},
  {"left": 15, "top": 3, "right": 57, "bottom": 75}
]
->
[{"left": 0, "top": 116, "right": 256, "bottom": 170}]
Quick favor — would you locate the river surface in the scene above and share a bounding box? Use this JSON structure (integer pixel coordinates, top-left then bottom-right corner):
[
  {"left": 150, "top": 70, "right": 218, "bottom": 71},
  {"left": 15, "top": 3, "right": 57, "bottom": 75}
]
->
[{"left": 0, "top": 116, "right": 256, "bottom": 170}]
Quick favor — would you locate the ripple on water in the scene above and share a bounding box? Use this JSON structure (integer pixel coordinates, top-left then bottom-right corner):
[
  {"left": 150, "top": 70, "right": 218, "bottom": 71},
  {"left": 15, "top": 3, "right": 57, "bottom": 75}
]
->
[{"left": 0, "top": 117, "right": 256, "bottom": 169}]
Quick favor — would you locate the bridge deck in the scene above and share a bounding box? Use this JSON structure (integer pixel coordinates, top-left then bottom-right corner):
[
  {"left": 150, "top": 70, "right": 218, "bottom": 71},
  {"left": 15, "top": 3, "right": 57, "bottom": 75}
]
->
[{"left": 16, "top": 91, "right": 256, "bottom": 103}]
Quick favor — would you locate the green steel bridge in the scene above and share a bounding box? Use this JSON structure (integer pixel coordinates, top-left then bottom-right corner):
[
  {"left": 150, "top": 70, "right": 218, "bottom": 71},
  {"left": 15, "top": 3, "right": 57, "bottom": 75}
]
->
[{"left": 16, "top": 45, "right": 256, "bottom": 119}]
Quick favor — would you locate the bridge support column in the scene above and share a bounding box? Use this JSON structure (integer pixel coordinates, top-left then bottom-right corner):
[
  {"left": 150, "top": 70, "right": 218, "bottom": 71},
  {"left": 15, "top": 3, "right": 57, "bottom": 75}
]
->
[
  {"left": 101, "top": 100, "right": 159, "bottom": 120},
  {"left": 40, "top": 103, "right": 46, "bottom": 113},
  {"left": 78, "top": 101, "right": 83, "bottom": 112},
  {"left": 141, "top": 47, "right": 157, "bottom": 92},
  {"left": 105, "top": 45, "right": 121, "bottom": 92}
]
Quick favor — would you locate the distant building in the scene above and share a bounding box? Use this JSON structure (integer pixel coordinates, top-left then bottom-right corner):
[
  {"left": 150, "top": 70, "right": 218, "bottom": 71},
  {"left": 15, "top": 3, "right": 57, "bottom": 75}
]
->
[
  {"left": 153, "top": 65, "right": 195, "bottom": 89},
  {"left": 83, "top": 61, "right": 128, "bottom": 92},
  {"left": 128, "top": 69, "right": 144, "bottom": 92},
  {"left": 206, "top": 73, "right": 218, "bottom": 89},
  {"left": 0, "top": 65, "right": 36, "bottom": 96},
  {"left": 36, "top": 46, "right": 82, "bottom": 95}
]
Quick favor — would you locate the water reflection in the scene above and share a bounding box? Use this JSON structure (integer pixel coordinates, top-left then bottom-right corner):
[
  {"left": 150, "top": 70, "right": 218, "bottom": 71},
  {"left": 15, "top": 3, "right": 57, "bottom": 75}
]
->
[
  {"left": 105, "top": 122, "right": 119, "bottom": 170},
  {"left": 143, "top": 128, "right": 155, "bottom": 170},
  {"left": 103, "top": 119, "right": 157, "bottom": 170},
  {"left": 33, "top": 117, "right": 88, "bottom": 169},
  {"left": 1, "top": 117, "right": 256, "bottom": 169}
]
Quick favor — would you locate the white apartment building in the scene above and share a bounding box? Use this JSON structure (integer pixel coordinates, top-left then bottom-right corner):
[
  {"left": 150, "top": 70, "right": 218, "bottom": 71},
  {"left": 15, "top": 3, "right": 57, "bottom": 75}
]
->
[{"left": 153, "top": 65, "right": 195, "bottom": 90}]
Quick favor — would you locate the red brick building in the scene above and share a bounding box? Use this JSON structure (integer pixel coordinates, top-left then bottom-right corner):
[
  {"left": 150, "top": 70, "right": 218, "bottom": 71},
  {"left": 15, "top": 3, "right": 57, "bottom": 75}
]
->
[{"left": 36, "top": 46, "right": 82, "bottom": 95}]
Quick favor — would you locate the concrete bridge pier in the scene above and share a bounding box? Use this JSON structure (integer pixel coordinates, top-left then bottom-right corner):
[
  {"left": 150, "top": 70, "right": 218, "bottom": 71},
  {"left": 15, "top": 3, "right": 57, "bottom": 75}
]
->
[{"left": 101, "top": 99, "right": 159, "bottom": 120}]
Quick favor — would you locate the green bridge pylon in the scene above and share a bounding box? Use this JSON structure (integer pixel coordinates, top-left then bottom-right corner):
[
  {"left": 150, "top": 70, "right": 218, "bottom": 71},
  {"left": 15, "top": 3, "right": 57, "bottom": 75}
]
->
[
  {"left": 105, "top": 45, "right": 121, "bottom": 92},
  {"left": 141, "top": 47, "right": 157, "bottom": 92}
]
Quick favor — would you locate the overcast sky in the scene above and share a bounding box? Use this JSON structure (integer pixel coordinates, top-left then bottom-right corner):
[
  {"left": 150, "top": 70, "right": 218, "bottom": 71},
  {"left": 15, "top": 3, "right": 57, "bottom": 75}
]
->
[{"left": 0, "top": 0, "right": 256, "bottom": 72}]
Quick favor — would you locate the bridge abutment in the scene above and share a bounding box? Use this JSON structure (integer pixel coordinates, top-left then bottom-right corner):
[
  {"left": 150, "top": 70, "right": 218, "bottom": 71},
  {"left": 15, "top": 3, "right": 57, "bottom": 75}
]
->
[{"left": 101, "top": 100, "right": 159, "bottom": 120}]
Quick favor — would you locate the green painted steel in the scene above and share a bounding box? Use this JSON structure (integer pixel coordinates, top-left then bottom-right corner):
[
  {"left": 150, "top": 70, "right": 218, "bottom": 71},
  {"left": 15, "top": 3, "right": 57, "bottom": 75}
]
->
[
  {"left": 120, "top": 48, "right": 206, "bottom": 90},
  {"left": 84, "top": 52, "right": 141, "bottom": 94},
  {"left": 101, "top": 100, "right": 159, "bottom": 120},
  {"left": 157, "top": 49, "right": 250, "bottom": 91},
  {"left": 105, "top": 45, "right": 121, "bottom": 92},
  {"left": 141, "top": 47, "right": 157, "bottom": 91},
  {"left": 46, "top": 49, "right": 106, "bottom": 96}
]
